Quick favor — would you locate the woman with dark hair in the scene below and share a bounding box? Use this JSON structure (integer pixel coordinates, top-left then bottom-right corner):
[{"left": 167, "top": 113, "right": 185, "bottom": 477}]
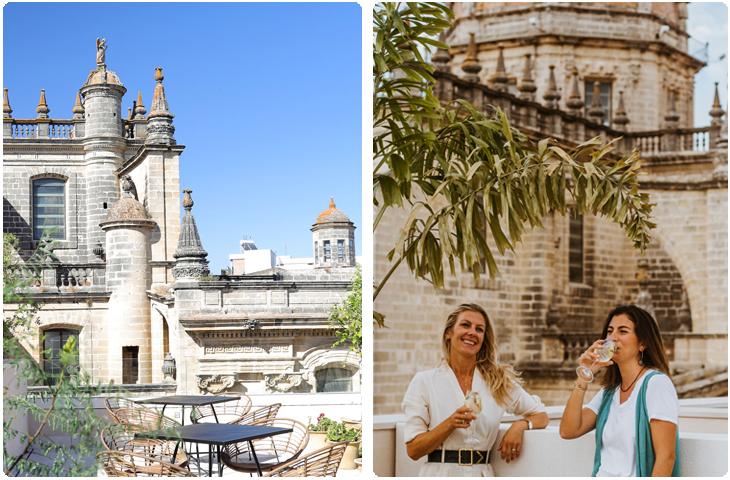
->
[
  {"left": 402, "top": 303, "right": 549, "bottom": 476},
  {"left": 559, "top": 305, "right": 680, "bottom": 476}
]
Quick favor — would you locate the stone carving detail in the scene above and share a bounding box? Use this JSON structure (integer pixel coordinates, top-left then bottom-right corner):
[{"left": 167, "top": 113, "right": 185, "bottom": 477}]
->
[
  {"left": 265, "top": 373, "right": 303, "bottom": 393},
  {"left": 204, "top": 343, "right": 286, "bottom": 355},
  {"left": 243, "top": 319, "right": 259, "bottom": 330},
  {"left": 197, "top": 374, "right": 235, "bottom": 394}
]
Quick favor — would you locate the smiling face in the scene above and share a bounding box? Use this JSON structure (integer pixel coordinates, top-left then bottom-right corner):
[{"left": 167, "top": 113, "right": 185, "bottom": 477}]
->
[
  {"left": 446, "top": 309, "right": 486, "bottom": 359},
  {"left": 606, "top": 313, "right": 644, "bottom": 365}
]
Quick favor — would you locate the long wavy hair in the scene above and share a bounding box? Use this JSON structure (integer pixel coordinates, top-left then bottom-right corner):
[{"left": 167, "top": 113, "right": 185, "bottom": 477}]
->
[
  {"left": 441, "top": 303, "right": 521, "bottom": 407},
  {"left": 599, "top": 304, "right": 671, "bottom": 390}
]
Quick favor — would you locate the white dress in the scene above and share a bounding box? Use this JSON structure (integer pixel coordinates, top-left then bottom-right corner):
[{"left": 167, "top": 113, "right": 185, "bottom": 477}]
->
[{"left": 402, "top": 364, "right": 547, "bottom": 477}]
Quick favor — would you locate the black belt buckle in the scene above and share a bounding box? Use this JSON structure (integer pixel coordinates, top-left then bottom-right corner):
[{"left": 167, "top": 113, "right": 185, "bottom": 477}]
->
[{"left": 457, "top": 448, "right": 473, "bottom": 466}]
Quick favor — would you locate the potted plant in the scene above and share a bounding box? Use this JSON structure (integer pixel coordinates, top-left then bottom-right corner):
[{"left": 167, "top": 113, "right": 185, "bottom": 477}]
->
[
  {"left": 325, "top": 421, "right": 361, "bottom": 470},
  {"left": 307, "top": 413, "right": 335, "bottom": 452}
]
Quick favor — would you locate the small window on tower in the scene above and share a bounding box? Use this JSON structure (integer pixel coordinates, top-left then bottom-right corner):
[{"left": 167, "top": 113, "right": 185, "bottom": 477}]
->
[
  {"left": 314, "top": 241, "right": 318, "bottom": 263},
  {"left": 323, "top": 240, "right": 331, "bottom": 262},
  {"left": 584, "top": 80, "right": 613, "bottom": 126},
  {"left": 569, "top": 212, "right": 584, "bottom": 284},
  {"left": 337, "top": 239, "right": 345, "bottom": 261}
]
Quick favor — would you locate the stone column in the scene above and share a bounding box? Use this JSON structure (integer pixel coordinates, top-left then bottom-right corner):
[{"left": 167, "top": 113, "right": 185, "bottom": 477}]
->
[{"left": 100, "top": 186, "right": 155, "bottom": 385}]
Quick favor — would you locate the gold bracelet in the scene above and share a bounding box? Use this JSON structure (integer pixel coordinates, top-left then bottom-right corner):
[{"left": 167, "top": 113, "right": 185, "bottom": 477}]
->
[{"left": 574, "top": 381, "right": 588, "bottom": 391}]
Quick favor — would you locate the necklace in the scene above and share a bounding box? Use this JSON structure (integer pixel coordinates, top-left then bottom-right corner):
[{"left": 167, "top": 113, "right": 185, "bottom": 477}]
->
[{"left": 620, "top": 366, "right": 646, "bottom": 392}]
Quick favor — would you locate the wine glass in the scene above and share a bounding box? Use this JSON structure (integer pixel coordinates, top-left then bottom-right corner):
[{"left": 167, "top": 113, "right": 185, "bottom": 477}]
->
[
  {"left": 576, "top": 338, "right": 616, "bottom": 383},
  {"left": 463, "top": 391, "right": 482, "bottom": 446}
]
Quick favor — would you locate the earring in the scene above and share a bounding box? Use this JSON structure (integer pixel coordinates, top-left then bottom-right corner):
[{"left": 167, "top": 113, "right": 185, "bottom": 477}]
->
[{"left": 639, "top": 350, "right": 644, "bottom": 366}]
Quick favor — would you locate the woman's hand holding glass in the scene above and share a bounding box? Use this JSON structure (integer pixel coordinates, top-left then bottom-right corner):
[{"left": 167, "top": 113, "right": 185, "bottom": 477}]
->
[
  {"left": 448, "top": 405, "right": 476, "bottom": 431},
  {"left": 577, "top": 339, "right": 615, "bottom": 382}
]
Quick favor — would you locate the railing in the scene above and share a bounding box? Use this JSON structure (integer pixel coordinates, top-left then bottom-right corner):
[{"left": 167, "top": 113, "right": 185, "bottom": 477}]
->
[
  {"left": 5, "top": 263, "right": 106, "bottom": 291},
  {"left": 434, "top": 71, "right": 725, "bottom": 158},
  {"left": 541, "top": 332, "right": 598, "bottom": 363},
  {"left": 6, "top": 119, "right": 78, "bottom": 139},
  {"left": 627, "top": 127, "right": 712, "bottom": 155}
]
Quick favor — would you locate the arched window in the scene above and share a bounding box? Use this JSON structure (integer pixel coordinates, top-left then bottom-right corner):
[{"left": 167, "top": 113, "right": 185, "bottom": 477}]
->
[
  {"left": 32, "top": 178, "right": 66, "bottom": 240},
  {"left": 42, "top": 328, "right": 79, "bottom": 385},
  {"left": 315, "top": 367, "right": 353, "bottom": 393}
]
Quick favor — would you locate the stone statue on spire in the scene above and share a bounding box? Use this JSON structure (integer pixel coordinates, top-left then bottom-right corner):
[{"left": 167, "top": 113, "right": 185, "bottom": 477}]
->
[{"left": 96, "top": 37, "right": 107, "bottom": 66}]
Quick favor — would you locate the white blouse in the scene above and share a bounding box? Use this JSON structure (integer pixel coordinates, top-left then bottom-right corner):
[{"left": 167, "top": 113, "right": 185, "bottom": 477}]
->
[
  {"left": 402, "top": 363, "right": 546, "bottom": 477},
  {"left": 585, "top": 371, "right": 678, "bottom": 477}
]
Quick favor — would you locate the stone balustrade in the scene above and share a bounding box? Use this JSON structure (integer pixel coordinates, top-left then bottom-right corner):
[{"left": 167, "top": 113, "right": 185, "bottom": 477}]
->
[
  {"left": 5, "top": 119, "right": 81, "bottom": 139},
  {"left": 7, "top": 263, "right": 106, "bottom": 291},
  {"left": 435, "top": 71, "right": 724, "bottom": 158}
]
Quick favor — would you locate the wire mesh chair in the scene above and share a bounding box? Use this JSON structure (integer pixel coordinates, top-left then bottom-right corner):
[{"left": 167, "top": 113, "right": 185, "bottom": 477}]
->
[
  {"left": 104, "top": 397, "right": 140, "bottom": 422},
  {"left": 220, "top": 418, "right": 309, "bottom": 474},
  {"left": 263, "top": 442, "right": 348, "bottom": 477},
  {"left": 100, "top": 424, "right": 188, "bottom": 468},
  {"left": 189, "top": 396, "right": 252, "bottom": 424},
  {"left": 236, "top": 403, "right": 282, "bottom": 425},
  {"left": 97, "top": 450, "right": 195, "bottom": 477},
  {"left": 113, "top": 407, "right": 182, "bottom": 432}
]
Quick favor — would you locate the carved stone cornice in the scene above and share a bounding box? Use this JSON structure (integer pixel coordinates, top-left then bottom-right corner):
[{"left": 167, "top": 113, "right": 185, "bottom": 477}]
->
[
  {"left": 3, "top": 140, "right": 85, "bottom": 155},
  {"left": 639, "top": 178, "right": 727, "bottom": 191}
]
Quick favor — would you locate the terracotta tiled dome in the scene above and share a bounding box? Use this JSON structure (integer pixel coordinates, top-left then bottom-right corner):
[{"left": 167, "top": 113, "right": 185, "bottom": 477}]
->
[{"left": 315, "top": 198, "right": 351, "bottom": 224}]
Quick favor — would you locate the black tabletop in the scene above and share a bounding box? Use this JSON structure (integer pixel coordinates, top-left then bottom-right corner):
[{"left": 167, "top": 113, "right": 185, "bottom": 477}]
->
[
  {"left": 136, "top": 423, "right": 293, "bottom": 446},
  {"left": 137, "top": 395, "right": 240, "bottom": 406}
]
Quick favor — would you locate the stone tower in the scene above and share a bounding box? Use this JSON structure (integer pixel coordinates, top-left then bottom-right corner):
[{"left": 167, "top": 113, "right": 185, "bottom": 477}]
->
[
  {"left": 99, "top": 176, "right": 156, "bottom": 384},
  {"left": 311, "top": 198, "right": 356, "bottom": 268},
  {"left": 80, "top": 38, "right": 127, "bottom": 259},
  {"left": 444, "top": 2, "right": 703, "bottom": 130}
]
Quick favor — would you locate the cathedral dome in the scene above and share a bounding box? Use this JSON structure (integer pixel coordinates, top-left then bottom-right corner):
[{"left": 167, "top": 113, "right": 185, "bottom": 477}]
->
[
  {"left": 83, "top": 67, "right": 124, "bottom": 88},
  {"left": 103, "top": 196, "right": 150, "bottom": 222},
  {"left": 315, "top": 198, "right": 351, "bottom": 225}
]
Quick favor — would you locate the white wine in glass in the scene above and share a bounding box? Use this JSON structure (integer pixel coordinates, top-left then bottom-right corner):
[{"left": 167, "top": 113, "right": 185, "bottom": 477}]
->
[
  {"left": 576, "top": 339, "right": 616, "bottom": 382},
  {"left": 464, "top": 391, "right": 482, "bottom": 446}
]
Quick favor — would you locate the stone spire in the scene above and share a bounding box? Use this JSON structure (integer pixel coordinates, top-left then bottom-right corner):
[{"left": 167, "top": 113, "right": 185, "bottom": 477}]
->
[
  {"left": 566, "top": 71, "right": 584, "bottom": 115},
  {"left": 36, "top": 89, "right": 50, "bottom": 119},
  {"left": 146, "top": 67, "right": 175, "bottom": 145},
  {"left": 517, "top": 54, "right": 536, "bottom": 101},
  {"left": 134, "top": 90, "right": 147, "bottom": 118},
  {"left": 613, "top": 91, "right": 630, "bottom": 128},
  {"left": 491, "top": 46, "right": 509, "bottom": 92},
  {"left": 587, "top": 81, "right": 605, "bottom": 123},
  {"left": 72, "top": 92, "right": 84, "bottom": 119},
  {"left": 709, "top": 82, "right": 725, "bottom": 126},
  {"left": 542, "top": 65, "right": 560, "bottom": 109},
  {"left": 173, "top": 189, "right": 209, "bottom": 280},
  {"left": 461, "top": 33, "right": 482, "bottom": 83},
  {"left": 3, "top": 88, "right": 12, "bottom": 118},
  {"left": 664, "top": 90, "right": 680, "bottom": 128}
]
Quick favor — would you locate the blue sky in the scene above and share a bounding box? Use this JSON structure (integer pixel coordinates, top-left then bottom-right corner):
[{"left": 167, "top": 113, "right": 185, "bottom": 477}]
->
[
  {"left": 688, "top": 2, "right": 728, "bottom": 127},
  {"left": 3, "top": 2, "right": 362, "bottom": 273}
]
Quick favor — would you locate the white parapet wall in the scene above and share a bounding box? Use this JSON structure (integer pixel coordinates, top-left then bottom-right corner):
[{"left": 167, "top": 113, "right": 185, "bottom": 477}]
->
[{"left": 375, "top": 398, "right": 728, "bottom": 477}]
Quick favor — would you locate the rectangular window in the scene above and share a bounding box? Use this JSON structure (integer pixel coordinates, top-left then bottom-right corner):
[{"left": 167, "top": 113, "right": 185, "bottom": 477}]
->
[
  {"left": 43, "top": 329, "right": 78, "bottom": 385},
  {"left": 33, "top": 178, "right": 66, "bottom": 240},
  {"left": 337, "top": 239, "right": 345, "bottom": 261},
  {"left": 122, "top": 346, "right": 139, "bottom": 384},
  {"left": 323, "top": 240, "right": 331, "bottom": 262},
  {"left": 314, "top": 241, "right": 318, "bottom": 264},
  {"left": 584, "top": 81, "right": 612, "bottom": 126},
  {"left": 569, "top": 213, "right": 584, "bottom": 283}
]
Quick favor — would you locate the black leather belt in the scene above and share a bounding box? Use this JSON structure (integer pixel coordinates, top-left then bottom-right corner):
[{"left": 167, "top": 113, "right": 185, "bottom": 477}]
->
[{"left": 427, "top": 448, "right": 490, "bottom": 465}]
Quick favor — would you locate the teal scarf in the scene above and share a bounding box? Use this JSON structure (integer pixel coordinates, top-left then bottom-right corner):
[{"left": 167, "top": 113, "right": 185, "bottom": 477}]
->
[{"left": 591, "top": 370, "right": 680, "bottom": 476}]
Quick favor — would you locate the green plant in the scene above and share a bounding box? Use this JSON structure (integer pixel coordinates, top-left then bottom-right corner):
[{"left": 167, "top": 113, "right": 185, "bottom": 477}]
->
[
  {"left": 308, "top": 413, "right": 336, "bottom": 433},
  {"left": 325, "top": 421, "right": 361, "bottom": 443},
  {"left": 3, "top": 233, "right": 110, "bottom": 476},
  {"left": 330, "top": 265, "right": 362, "bottom": 354},
  {"left": 373, "top": 3, "right": 654, "bottom": 326}
]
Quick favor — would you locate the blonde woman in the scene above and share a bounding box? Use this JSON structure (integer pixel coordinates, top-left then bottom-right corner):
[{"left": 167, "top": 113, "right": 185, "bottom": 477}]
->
[{"left": 402, "top": 303, "right": 549, "bottom": 476}]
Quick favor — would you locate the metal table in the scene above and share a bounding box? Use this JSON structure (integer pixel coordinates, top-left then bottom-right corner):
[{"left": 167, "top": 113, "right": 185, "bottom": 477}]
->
[
  {"left": 136, "top": 423, "right": 293, "bottom": 477},
  {"left": 137, "top": 395, "right": 240, "bottom": 425}
]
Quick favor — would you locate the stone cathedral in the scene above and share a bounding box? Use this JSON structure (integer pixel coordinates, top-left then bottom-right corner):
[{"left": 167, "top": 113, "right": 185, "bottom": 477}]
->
[
  {"left": 3, "top": 41, "right": 360, "bottom": 398},
  {"left": 375, "top": 2, "right": 727, "bottom": 412}
]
